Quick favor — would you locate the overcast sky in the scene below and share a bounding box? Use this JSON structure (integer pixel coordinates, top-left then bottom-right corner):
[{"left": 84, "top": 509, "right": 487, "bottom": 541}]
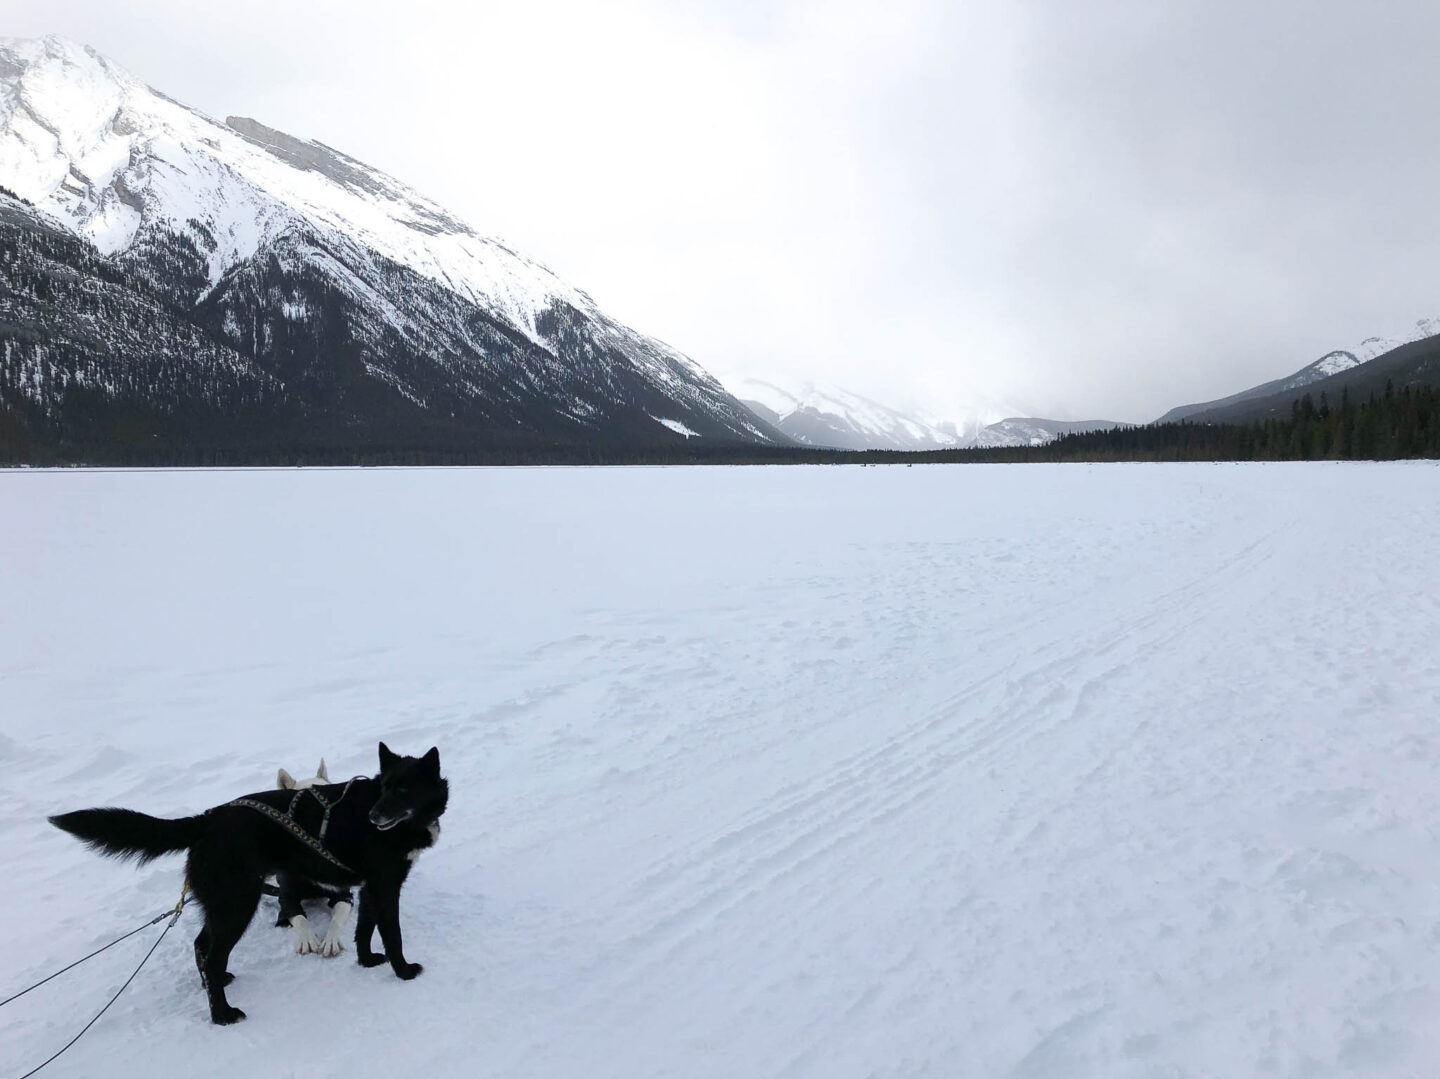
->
[{"left": 11, "top": 0, "right": 1440, "bottom": 423}]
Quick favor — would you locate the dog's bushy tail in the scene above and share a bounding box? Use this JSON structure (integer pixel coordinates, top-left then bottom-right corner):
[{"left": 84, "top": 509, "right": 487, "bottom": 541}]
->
[{"left": 50, "top": 808, "right": 205, "bottom": 865}]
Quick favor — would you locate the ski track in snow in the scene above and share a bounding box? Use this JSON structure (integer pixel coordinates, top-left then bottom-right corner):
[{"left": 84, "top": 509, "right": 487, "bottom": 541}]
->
[{"left": 2, "top": 463, "right": 1440, "bottom": 1077}]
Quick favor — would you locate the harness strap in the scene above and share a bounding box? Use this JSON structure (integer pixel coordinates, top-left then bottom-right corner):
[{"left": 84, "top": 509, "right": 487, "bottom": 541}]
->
[
  {"left": 224, "top": 798, "right": 355, "bottom": 875},
  {"left": 307, "top": 776, "right": 360, "bottom": 843}
]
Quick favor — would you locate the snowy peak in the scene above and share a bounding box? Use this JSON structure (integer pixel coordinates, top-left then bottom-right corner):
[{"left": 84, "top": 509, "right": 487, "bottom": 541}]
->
[
  {"left": 731, "top": 377, "right": 963, "bottom": 451},
  {"left": 1350, "top": 319, "right": 1440, "bottom": 364},
  {"left": 728, "top": 375, "right": 1113, "bottom": 451},
  {"left": 1286, "top": 320, "right": 1440, "bottom": 386},
  {"left": 0, "top": 36, "right": 778, "bottom": 452},
  {"left": 1158, "top": 317, "right": 1440, "bottom": 424},
  {"left": 973, "top": 417, "right": 1121, "bottom": 448},
  {"left": 0, "top": 34, "right": 589, "bottom": 338},
  {"left": 1307, "top": 351, "right": 1362, "bottom": 381},
  {"left": 1, "top": 36, "right": 144, "bottom": 245},
  {"left": 0, "top": 37, "right": 135, "bottom": 149}
]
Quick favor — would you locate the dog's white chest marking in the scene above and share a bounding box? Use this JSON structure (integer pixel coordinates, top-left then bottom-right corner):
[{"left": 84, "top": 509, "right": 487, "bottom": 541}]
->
[{"left": 407, "top": 821, "right": 441, "bottom": 864}]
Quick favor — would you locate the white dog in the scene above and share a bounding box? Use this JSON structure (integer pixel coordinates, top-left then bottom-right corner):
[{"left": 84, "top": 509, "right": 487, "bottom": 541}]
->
[{"left": 272, "top": 759, "right": 354, "bottom": 958}]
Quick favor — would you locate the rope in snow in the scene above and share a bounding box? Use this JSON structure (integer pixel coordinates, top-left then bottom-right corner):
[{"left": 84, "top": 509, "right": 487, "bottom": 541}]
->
[{"left": 4, "top": 882, "right": 189, "bottom": 1078}]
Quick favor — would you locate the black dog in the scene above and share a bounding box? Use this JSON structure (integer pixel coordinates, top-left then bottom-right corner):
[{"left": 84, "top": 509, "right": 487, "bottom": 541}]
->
[{"left": 50, "top": 742, "right": 447, "bottom": 1024}]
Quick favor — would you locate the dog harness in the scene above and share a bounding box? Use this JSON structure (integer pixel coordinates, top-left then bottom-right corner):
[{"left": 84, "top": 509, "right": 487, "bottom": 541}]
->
[
  {"left": 283, "top": 776, "right": 359, "bottom": 844},
  {"left": 219, "top": 776, "right": 363, "bottom": 876}
]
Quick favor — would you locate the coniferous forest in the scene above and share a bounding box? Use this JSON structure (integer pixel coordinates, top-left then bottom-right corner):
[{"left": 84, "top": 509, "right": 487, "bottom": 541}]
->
[
  {"left": 6, "top": 383, "right": 1440, "bottom": 466},
  {"left": 944, "top": 384, "right": 1440, "bottom": 464}
]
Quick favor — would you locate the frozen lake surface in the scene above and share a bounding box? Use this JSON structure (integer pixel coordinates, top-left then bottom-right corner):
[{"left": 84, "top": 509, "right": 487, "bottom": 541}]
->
[{"left": 3, "top": 462, "right": 1440, "bottom": 1077}]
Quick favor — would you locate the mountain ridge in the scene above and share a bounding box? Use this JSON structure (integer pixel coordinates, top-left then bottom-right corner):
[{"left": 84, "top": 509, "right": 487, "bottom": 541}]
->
[
  {"left": 1157, "top": 319, "right": 1440, "bottom": 424},
  {"left": 1171, "top": 333, "right": 1440, "bottom": 427},
  {"left": 729, "top": 375, "right": 1121, "bottom": 451},
  {"left": 0, "top": 35, "right": 783, "bottom": 459},
  {"left": 972, "top": 417, "right": 1121, "bottom": 447},
  {"left": 731, "top": 377, "right": 965, "bottom": 451}
]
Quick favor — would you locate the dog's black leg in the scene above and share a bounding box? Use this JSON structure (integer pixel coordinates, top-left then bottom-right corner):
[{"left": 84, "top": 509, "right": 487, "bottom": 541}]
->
[
  {"left": 355, "top": 884, "right": 386, "bottom": 968},
  {"left": 199, "top": 896, "right": 258, "bottom": 1023},
  {"left": 188, "top": 855, "right": 261, "bottom": 1024},
  {"left": 274, "top": 872, "right": 304, "bottom": 928},
  {"left": 192, "top": 928, "right": 236, "bottom": 988},
  {"left": 370, "top": 874, "right": 422, "bottom": 980}
]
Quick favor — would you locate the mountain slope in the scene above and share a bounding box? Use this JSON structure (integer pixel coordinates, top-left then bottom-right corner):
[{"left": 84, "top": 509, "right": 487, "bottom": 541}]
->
[
  {"left": 0, "top": 36, "right": 781, "bottom": 459},
  {"left": 1177, "top": 332, "right": 1440, "bottom": 425},
  {"left": 0, "top": 188, "right": 285, "bottom": 459},
  {"left": 1157, "top": 319, "right": 1440, "bottom": 424}
]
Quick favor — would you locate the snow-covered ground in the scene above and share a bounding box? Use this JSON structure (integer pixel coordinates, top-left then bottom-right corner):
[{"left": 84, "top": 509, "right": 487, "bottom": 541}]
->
[{"left": 3, "top": 463, "right": 1440, "bottom": 1078}]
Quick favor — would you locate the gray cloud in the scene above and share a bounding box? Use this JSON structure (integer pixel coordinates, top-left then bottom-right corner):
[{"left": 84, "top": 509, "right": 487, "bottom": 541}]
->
[{"left": 7, "top": 0, "right": 1440, "bottom": 423}]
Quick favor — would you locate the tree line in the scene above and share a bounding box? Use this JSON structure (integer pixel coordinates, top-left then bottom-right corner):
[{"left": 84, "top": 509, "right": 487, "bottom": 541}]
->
[
  {"left": 6, "top": 382, "right": 1440, "bottom": 468},
  {"left": 952, "top": 383, "right": 1440, "bottom": 463}
]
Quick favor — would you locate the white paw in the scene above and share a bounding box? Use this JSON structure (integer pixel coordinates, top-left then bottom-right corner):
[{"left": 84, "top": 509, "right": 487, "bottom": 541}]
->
[
  {"left": 320, "top": 902, "right": 352, "bottom": 958},
  {"left": 290, "top": 914, "right": 322, "bottom": 955}
]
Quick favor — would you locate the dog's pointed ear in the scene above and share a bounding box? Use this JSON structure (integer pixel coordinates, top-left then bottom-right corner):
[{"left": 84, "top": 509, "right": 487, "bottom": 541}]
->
[
  {"left": 421, "top": 746, "right": 440, "bottom": 776},
  {"left": 316, "top": 759, "right": 329, "bottom": 782},
  {"left": 278, "top": 768, "right": 296, "bottom": 790},
  {"left": 378, "top": 742, "right": 397, "bottom": 772}
]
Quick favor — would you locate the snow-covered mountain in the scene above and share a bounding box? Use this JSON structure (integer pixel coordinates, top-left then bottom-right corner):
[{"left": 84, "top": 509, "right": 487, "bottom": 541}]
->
[
  {"left": 0, "top": 36, "right": 779, "bottom": 458},
  {"left": 730, "top": 377, "right": 967, "bottom": 451},
  {"left": 1157, "top": 318, "right": 1440, "bottom": 424},
  {"left": 728, "top": 376, "right": 1117, "bottom": 452},
  {"left": 972, "top": 417, "right": 1121, "bottom": 448}
]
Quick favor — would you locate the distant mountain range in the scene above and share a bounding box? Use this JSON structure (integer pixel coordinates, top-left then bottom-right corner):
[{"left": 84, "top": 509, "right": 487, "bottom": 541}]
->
[
  {"left": 0, "top": 36, "right": 783, "bottom": 462},
  {"left": 972, "top": 417, "right": 1121, "bottom": 447},
  {"left": 4, "top": 38, "right": 1440, "bottom": 464},
  {"left": 730, "top": 378, "right": 963, "bottom": 451},
  {"left": 729, "top": 377, "right": 1119, "bottom": 451},
  {"left": 739, "top": 312, "right": 1440, "bottom": 452},
  {"left": 1168, "top": 331, "right": 1440, "bottom": 426},
  {"left": 1158, "top": 320, "right": 1440, "bottom": 424}
]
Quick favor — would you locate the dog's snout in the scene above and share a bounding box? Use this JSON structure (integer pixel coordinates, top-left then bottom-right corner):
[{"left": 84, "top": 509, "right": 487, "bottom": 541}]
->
[{"left": 369, "top": 805, "right": 413, "bottom": 831}]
